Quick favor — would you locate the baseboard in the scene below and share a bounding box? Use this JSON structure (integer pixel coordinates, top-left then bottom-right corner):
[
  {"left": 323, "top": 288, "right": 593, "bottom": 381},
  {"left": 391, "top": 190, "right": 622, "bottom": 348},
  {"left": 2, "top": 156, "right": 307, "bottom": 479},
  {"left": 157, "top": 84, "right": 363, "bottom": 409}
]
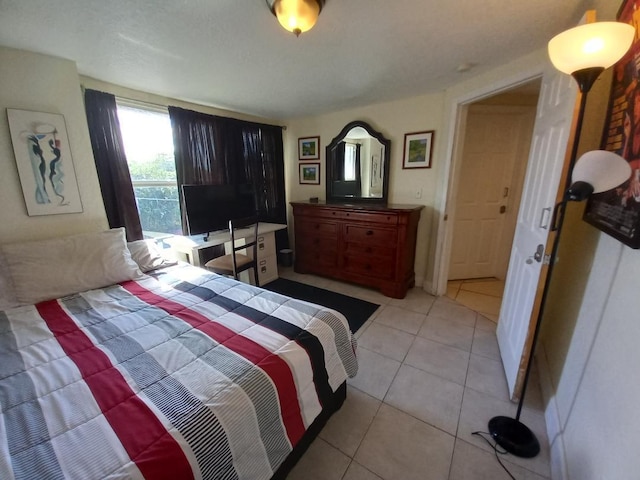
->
[
  {"left": 536, "top": 343, "right": 568, "bottom": 480},
  {"left": 421, "top": 278, "right": 436, "bottom": 295}
]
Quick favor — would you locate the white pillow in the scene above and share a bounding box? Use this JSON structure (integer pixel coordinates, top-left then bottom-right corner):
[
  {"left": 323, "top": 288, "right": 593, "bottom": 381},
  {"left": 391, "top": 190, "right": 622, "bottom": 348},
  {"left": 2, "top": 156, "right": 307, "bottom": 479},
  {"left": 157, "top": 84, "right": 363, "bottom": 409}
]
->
[
  {"left": 2, "top": 228, "right": 143, "bottom": 305},
  {"left": 0, "top": 250, "right": 19, "bottom": 310},
  {"left": 127, "top": 239, "right": 176, "bottom": 272}
]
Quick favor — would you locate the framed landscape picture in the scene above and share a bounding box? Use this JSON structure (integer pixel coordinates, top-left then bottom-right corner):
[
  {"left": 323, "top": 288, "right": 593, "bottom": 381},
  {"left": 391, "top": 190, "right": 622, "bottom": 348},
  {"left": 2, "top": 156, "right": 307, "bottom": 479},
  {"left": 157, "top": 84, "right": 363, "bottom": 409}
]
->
[
  {"left": 402, "top": 130, "right": 434, "bottom": 169},
  {"left": 6, "top": 108, "right": 83, "bottom": 216},
  {"left": 583, "top": 0, "right": 640, "bottom": 248},
  {"left": 299, "top": 163, "right": 320, "bottom": 184},
  {"left": 298, "top": 136, "right": 320, "bottom": 160}
]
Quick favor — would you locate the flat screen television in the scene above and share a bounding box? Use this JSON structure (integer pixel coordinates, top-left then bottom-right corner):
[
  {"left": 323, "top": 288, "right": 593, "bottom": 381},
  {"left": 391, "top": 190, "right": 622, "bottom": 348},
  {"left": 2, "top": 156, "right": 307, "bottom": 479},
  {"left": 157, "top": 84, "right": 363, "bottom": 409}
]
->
[{"left": 181, "top": 184, "right": 257, "bottom": 239}]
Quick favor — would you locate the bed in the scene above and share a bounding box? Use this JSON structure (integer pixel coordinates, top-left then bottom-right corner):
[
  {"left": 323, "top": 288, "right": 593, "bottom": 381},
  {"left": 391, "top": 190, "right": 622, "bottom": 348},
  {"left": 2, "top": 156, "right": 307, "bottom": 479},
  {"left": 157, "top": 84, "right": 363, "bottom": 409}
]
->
[{"left": 0, "top": 228, "right": 358, "bottom": 480}]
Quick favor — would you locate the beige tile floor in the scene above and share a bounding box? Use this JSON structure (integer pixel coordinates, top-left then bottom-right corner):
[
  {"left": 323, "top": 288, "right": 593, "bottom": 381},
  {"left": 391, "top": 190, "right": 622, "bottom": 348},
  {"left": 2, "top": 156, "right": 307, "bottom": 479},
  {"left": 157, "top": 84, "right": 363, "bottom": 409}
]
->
[
  {"left": 446, "top": 278, "right": 506, "bottom": 323},
  {"left": 278, "top": 268, "right": 550, "bottom": 480}
]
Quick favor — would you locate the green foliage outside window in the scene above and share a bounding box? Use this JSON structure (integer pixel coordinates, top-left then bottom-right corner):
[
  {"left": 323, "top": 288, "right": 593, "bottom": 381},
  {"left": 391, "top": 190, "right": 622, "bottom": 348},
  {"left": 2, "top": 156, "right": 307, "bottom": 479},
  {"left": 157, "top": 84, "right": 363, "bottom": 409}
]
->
[
  {"left": 128, "top": 154, "right": 181, "bottom": 235},
  {"left": 133, "top": 186, "right": 181, "bottom": 235},
  {"left": 128, "top": 153, "right": 176, "bottom": 181}
]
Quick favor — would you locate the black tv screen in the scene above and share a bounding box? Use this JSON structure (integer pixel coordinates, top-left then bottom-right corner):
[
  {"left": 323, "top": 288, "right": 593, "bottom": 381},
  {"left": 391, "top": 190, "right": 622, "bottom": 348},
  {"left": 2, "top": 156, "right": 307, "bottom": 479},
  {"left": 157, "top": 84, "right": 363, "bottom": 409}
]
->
[{"left": 181, "top": 184, "right": 257, "bottom": 237}]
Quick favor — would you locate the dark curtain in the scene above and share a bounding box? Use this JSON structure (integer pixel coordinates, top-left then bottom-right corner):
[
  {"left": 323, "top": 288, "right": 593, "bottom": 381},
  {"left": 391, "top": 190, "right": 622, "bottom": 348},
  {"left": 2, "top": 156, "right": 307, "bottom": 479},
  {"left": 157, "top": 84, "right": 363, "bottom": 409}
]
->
[
  {"left": 332, "top": 142, "right": 362, "bottom": 196},
  {"left": 336, "top": 142, "right": 346, "bottom": 180},
  {"left": 84, "top": 89, "right": 143, "bottom": 241},
  {"left": 169, "top": 106, "right": 288, "bottom": 249}
]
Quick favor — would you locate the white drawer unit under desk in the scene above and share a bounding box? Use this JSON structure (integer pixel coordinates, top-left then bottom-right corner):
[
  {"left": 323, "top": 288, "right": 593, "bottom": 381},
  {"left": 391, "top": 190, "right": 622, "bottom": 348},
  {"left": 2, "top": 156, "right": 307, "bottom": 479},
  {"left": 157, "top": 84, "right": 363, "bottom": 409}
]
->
[{"left": 165, "top": 222, "right": 287, "bottom": 285}]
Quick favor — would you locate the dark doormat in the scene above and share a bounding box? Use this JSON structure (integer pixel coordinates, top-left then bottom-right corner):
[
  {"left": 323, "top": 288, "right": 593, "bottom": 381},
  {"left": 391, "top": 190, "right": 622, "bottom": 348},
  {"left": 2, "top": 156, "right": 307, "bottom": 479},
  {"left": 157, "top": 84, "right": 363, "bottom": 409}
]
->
[{"left": 263, "top": 278, "right": 379, "bottom": 333}]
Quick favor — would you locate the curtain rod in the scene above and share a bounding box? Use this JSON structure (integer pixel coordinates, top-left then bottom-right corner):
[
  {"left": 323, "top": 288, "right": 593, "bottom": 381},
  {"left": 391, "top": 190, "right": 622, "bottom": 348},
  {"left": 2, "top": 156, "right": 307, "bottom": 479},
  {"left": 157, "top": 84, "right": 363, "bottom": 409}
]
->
[{"left": 112, "top": 93, "right": 287, "bottom": 130}]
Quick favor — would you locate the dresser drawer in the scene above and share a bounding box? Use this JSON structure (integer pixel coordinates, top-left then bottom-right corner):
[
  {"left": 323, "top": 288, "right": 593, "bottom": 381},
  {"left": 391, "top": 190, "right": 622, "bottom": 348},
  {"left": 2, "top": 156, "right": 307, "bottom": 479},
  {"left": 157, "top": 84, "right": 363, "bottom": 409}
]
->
[
  {"left": 337, "top": 210, "right": 398, "bottom": 225},
  {"left": 295, "top": 206, "right": 399, "bottom": 225},
  {"left": 344, "top": 225, "right": 397, "bottom": 245},
  {"left": 296, "top": 219, "right": 338, "bottom": 237},
  {"left": 300, "top": 236, "right": 338, "bottom": 253},
  {"left": 295, "top": 206, "right": 341, "bottom": 220},
  {"left": 257, "top": 254, "right": 278, "bottom": 285},
  {"left": 297, "top": 250, "right": 338, "bottom": 269},
  {"left": 345, "top": 242, "right": 395, "bottom": 258},
  {"left": 256, "top": 232, "right": 275, "bottom": 260},
  {"left": 342, "top": 254, "right": 395, "bottom": 279}
]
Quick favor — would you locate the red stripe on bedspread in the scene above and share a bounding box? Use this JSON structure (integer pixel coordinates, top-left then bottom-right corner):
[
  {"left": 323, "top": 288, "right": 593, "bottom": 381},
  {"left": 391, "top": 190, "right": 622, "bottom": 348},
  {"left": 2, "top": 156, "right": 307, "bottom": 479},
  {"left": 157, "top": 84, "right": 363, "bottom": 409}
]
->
[
  {"left": 122, "top": 281, "right": 307, "bottom": 446},
  {"left": 37, "top": 301, "right": 194, "bottom": 480}
]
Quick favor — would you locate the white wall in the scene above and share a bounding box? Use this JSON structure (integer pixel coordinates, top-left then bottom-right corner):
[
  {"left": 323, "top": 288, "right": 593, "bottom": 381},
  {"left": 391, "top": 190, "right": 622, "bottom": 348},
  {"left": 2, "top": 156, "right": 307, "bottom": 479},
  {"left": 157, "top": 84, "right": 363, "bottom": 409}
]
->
[
  {"left": 285, "top": 93, "right": 445, "bottom": 287},
  {"left": 548, "top": 237, "right": 640, "bottom": 479},
  {"left": 0, "top": 47, "right": 108, "bottom": 243}
]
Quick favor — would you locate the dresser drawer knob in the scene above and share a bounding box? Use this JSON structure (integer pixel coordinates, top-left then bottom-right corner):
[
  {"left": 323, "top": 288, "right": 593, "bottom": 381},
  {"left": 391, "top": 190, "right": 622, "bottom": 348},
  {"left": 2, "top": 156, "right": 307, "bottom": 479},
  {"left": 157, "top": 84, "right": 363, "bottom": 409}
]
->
[
  {"left": 366, "top": 230, "right": 374, "bottom": 236},
  {"left": 365, "top": 247, "right": 372, "bottom": 253}
]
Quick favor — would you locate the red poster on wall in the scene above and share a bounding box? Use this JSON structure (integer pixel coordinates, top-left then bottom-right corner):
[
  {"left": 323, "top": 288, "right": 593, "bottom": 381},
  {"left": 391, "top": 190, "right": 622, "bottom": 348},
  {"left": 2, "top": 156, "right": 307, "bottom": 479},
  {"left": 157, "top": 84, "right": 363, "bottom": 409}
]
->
[{"left": 584, "top": 0, "right": 640, "bottom": 248}]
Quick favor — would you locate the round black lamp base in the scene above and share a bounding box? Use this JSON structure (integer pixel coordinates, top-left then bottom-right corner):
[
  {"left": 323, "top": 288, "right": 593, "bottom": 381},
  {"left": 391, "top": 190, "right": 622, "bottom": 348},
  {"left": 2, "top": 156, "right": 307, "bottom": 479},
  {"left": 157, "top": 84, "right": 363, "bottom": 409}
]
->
[{"left": 488, "top": 416, "right": 540, "bottom": 458}]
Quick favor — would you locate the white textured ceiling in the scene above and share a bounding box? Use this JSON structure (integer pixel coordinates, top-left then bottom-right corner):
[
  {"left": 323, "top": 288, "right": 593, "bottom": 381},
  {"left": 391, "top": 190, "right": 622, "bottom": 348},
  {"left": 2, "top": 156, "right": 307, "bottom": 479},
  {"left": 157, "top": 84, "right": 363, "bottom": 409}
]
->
[{"left": 0, "top": 0, "right": 617, "bottom": 120}]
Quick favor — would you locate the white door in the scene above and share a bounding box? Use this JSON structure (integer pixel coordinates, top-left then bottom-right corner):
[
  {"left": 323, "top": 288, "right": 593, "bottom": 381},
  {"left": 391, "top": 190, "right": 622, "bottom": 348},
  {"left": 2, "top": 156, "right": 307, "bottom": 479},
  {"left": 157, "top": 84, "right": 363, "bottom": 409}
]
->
[
  {"left": 449, "top": 105, "right": 534, "bottom": 280},
  {"left": 497, "top": 67, "right": 578, "bottom": 398}
]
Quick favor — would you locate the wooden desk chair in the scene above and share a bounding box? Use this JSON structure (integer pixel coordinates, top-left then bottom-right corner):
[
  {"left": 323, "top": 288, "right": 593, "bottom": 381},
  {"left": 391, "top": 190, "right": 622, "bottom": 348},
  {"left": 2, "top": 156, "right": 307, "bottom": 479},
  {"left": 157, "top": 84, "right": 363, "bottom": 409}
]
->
[{"left": 204, "top": 216, "right": 260, "bottom": 286}]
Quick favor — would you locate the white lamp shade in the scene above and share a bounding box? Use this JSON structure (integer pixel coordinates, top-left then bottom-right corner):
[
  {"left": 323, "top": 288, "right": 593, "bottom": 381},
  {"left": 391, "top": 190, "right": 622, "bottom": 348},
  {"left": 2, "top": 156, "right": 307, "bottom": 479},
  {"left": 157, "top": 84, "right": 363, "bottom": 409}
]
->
[
  {"left": 548, "top": 22, "right": 634, "bottom": 74},
  {"left": 272, "top": 0, "right": 321, "bottom": 35},
  {"left": 572, "top": 150, "right": 631, "bottom": 193}
]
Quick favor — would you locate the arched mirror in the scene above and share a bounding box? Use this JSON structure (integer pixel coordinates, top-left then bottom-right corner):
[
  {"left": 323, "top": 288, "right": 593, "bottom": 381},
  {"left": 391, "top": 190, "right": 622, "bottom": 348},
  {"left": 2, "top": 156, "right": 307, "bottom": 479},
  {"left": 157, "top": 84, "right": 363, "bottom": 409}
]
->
[{"left": 326, "top": 120, "right": 390, "bottom": 204}]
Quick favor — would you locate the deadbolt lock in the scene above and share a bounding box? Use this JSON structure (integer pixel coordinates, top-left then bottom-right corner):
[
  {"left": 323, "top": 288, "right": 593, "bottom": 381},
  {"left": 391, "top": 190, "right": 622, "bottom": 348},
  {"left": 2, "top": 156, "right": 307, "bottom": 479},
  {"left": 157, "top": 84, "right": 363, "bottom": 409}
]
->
[{"left": 533, "top": 244, "right": 544, "bottom": 262}]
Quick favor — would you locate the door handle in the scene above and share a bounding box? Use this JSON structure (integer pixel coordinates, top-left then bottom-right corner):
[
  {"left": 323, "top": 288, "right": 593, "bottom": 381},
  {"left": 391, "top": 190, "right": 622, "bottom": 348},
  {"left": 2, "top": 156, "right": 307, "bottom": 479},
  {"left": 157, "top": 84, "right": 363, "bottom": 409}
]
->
[{"left": 526, "top": 244, "right": 545, "bottom": 264}]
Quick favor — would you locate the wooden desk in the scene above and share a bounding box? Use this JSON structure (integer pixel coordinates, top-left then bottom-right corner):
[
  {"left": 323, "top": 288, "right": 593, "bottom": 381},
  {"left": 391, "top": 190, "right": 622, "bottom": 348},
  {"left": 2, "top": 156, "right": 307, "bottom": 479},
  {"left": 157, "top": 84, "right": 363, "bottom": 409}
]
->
[{"left": 165, "top": 223, "right": 287, "bottom": 285}]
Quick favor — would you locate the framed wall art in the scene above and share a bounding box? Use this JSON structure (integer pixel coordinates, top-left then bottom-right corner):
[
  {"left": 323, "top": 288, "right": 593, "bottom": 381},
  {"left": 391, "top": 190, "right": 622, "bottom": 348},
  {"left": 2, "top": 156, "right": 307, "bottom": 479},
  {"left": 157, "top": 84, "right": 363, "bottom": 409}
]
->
[
  {"left": 402, "top": 130, "right": 434, "bottom": 169},
  {"left": 583, "top": 0, "right": 640, "bottom": 248},
  {"left": 299, "top": 163, "right": 320, "bottom": 184},
  {"left": 298, "top": 136, "right": 320, "bottom": 160},
  {"left": 7, "top": 109, "right": 83, "bottom": 216}
]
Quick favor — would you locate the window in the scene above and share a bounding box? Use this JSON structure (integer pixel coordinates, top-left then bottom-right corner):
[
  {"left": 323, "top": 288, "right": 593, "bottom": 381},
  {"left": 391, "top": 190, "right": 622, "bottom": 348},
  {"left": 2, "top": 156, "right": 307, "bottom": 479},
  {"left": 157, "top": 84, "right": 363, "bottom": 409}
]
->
[
  {"left": 116, "top": 102, "right": 181, "bottom": 236},
  {"left": 344, "top": 143, "right": 357, "bottom": 181}
]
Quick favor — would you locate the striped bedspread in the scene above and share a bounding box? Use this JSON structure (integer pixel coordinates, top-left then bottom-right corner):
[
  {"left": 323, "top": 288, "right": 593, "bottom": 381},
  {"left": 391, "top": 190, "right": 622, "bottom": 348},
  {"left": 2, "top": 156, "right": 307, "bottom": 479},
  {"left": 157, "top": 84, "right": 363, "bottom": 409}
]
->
[{"left": 0, "top": 264, "right": 358, "bottom": 480}]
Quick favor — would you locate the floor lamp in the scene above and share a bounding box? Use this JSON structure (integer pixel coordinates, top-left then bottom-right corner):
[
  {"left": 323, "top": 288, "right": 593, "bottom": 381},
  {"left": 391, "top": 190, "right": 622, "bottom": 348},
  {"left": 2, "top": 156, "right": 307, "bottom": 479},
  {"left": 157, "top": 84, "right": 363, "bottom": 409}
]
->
[{"left": 487, "top": 21, "right": 634, "bottom": 458}]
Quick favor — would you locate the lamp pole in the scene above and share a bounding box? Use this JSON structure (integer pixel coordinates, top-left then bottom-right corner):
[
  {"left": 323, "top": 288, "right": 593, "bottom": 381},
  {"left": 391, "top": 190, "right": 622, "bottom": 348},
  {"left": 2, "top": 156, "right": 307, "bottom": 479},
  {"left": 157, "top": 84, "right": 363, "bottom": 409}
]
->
[{"left": 487, "top": 19, "right": 634, "bottom": 456}]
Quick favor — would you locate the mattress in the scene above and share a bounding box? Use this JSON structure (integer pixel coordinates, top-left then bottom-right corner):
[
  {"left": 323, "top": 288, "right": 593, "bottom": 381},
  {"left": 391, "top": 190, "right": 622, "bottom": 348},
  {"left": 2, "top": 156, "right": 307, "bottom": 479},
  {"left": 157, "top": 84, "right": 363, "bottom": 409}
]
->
[{"left": 0, "top": 263, "right": 358, "bottom": 479}]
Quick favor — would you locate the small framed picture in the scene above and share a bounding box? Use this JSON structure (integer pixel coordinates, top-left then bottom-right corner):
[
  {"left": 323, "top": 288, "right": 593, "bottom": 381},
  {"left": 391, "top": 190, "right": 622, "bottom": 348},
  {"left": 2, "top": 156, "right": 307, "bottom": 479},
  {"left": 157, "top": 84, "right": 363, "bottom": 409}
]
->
[
  {"left": 402, "top": 130, "right": 434, "bottom": 169},
  {"left": 298, "top": 136, "right": 320, "bottom": 160},
  {"left": 299, "top": 163, "right": 320, "bottom": 184}
]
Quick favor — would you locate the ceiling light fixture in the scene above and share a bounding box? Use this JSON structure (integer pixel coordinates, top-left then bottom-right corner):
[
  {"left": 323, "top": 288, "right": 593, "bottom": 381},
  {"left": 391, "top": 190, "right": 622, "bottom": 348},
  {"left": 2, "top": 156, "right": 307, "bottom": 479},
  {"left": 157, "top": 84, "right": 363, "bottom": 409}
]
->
[{"left": 266, "top": 0, "right": 325, "bottom": 37}]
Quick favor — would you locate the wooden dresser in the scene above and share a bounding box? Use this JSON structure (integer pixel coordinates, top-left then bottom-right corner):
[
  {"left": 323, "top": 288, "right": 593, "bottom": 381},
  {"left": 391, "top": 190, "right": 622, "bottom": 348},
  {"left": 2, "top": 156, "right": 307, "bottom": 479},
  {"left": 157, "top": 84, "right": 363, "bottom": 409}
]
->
[{"left": 291, "top": 202, "right": 423, "bottom": 298}]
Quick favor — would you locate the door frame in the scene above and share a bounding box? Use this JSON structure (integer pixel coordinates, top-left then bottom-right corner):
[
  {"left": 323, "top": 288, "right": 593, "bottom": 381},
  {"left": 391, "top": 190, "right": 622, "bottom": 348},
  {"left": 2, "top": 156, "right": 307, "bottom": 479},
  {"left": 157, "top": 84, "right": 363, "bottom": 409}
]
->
[
  {"left": 448, "top": 104, "right": 535, "bottom": 281},
  {"left": 432, "top": 60, "right": 547, "bottom": 297}
]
